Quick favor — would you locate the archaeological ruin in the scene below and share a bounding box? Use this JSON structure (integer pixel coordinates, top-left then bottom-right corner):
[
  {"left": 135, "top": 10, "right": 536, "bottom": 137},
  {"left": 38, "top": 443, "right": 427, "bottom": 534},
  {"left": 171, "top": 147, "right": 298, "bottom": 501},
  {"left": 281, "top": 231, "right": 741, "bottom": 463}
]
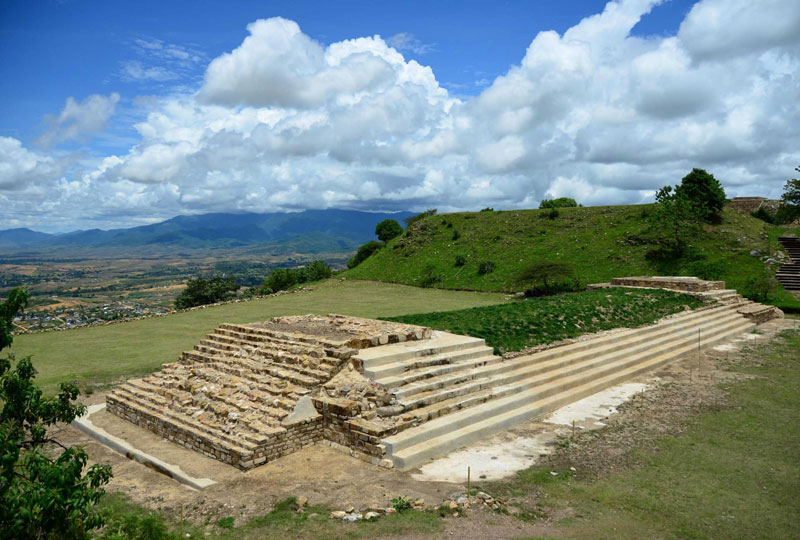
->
[{"left": 106, "top": 278, "right": 782, "bottom": 471}]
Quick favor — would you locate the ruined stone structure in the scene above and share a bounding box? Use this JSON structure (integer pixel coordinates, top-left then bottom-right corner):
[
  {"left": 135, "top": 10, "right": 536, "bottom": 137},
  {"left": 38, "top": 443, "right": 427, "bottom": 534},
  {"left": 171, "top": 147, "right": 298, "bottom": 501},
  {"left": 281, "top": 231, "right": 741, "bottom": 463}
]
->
[
  {"left": 107, "top": 278, "right": 782, "bottom": 471},
  {"left": 106, "top": 315, "right": 431, "bottom": 469}
]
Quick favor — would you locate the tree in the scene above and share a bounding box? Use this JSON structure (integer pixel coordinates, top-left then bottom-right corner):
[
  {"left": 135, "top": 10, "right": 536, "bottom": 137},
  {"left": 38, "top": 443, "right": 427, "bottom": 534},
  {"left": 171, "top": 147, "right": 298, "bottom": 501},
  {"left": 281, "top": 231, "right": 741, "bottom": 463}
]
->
[
  {"left": 346, "top": 240, "right": 384, "bottom": 269},
  {"left": 782, "top": 167, "right": 800, "bottom": 206},
  {"left": 1, "top": 288, "right": 112, "bottom": 539},
  {"left": 174, "top": 275, "right": 240, "bottom": 309},
  {"left": 0, "top": 287, "right": 28, "bottom": 351},
  {"left": 374, "top": 219, "right": 403, "bottom": 243},
  {"left": 649, "top": 185, "right": 699, "bottom": 256},
  {"left": 674, "top": 168, "right": 726, "bottom": 222},
  {"left": 539, "top": 197, "right": 578, "bottom": 209}
]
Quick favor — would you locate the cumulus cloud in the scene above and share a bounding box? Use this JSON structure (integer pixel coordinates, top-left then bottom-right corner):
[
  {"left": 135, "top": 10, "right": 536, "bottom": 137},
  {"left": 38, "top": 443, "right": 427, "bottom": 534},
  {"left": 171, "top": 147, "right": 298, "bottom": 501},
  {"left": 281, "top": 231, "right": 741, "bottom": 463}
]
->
[
  {"left": 7, "top": 0, "right": 800, "bottom": 230},
  {"left": 35, "top": 93, "right": 120, "bottom": 148}
]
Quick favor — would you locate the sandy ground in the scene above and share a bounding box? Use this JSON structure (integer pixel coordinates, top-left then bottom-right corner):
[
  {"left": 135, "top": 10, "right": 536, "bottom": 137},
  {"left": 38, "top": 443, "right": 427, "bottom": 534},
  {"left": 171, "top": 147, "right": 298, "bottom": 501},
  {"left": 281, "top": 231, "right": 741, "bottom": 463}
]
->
[{"left": 60, "top": 316, "right": 799, "bottom": 537}]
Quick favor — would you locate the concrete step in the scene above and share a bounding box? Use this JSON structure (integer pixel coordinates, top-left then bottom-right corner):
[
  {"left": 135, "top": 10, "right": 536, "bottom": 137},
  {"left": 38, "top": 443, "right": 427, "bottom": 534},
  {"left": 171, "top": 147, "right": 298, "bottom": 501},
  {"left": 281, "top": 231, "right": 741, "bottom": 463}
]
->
[
  {"left": 357, "top": 332, "right": 486, "bottom": 370},
  {"left": 392, "top": 306, "right": 739, "bottom": 403},
  {"left": 395, "top": 309, "right": 746, "bottom": 413},
  {"left": 392, "top": 314, "right": 750, "bottom": 426},
  {"left": 366, "top": 344, "right": 495, "bottom": 380},
  {"left": 386, "top": 318, "right": 755, "bottom": 469}
]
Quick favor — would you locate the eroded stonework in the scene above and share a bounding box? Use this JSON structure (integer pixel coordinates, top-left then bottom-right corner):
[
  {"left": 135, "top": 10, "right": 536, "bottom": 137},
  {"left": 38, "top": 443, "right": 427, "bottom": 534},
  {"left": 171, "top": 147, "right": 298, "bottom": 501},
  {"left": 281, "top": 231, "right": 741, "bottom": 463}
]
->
[{"left": 106, "top": 314, "right": 431, "bottom": 469}]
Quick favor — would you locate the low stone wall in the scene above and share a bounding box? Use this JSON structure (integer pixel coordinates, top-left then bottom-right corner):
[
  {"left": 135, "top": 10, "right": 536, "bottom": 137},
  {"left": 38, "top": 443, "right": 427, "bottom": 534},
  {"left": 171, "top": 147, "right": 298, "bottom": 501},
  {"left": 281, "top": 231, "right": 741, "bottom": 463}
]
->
[
  {"left": 609, "top": 276, "right": 725, "bottom": 292},
  {"left": 107, "top": 396, "right": 324, "bottom": 470}
]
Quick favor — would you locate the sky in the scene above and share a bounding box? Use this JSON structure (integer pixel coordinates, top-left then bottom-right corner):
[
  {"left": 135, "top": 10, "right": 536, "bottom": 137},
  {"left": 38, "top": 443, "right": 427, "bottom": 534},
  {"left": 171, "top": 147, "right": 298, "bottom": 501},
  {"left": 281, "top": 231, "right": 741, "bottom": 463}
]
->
[{"left": 1, "top": 0, "right": 799, "bottom": 233}]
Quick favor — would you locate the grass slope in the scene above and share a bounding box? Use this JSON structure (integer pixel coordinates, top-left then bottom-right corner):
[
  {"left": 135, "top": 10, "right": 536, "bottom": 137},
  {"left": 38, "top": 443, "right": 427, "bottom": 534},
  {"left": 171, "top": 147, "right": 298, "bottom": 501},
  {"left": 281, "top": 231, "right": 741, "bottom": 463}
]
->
[
  {"left": 496, "top": 328, "right": 800, "bottom": 540},
  {"left": 9, "top": 280, "right": 507, "bottom": 395},
  {"left": 346, "top": 205, "right": 781, "bottom": 300},
  {"left": 386, "top": 288, "right": 706, "bottom": 353}
]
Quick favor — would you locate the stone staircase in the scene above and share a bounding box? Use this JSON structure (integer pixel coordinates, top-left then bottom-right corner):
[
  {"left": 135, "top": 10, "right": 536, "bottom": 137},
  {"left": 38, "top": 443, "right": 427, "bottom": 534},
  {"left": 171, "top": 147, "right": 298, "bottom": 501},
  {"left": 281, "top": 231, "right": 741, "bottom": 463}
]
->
[
  {"left": 360, "top": 284, "right": 779, "bottom": 470},
  {"left": 106, "top": 315, "right": 430, "bottom": 469},
  {"left": 777, "top": 237, "right": 800, "bottom": 291}
]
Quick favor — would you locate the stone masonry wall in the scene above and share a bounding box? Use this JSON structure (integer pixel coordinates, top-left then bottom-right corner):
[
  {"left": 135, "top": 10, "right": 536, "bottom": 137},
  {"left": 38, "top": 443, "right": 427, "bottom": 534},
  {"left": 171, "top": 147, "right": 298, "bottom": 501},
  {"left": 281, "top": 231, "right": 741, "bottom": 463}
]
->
[{"left": 107, "top": 396, "right": 324, "bottom": 470}]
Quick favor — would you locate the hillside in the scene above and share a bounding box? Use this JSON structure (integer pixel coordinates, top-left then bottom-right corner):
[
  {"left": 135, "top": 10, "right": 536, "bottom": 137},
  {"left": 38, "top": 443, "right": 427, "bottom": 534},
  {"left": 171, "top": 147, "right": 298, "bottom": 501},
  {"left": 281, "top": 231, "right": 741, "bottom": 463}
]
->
[
  {"left": 0, "top": 209, "right": 412, "bottom": 255},
  {"left": 346, "top": 204, "right": 786, "bottom": 301}
]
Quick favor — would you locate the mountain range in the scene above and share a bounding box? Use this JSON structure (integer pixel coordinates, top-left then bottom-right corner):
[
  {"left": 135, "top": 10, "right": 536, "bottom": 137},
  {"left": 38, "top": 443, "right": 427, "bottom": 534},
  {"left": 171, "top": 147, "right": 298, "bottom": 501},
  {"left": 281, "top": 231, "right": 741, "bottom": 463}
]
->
[{"left": 0, "top": 209, "right": 413, "bottom": 254}]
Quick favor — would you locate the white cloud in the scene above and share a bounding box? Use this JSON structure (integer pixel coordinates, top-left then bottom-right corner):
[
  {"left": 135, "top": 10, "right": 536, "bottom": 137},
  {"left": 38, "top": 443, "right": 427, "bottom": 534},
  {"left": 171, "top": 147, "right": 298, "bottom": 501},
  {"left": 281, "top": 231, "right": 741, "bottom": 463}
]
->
[
  {"left": 0, "top": 137, "right": 62, "bottom": 191},
  {"left": 120, "top": 61, "right": 179, "bottom": 82},
  {"left": 386, "top": 32, "right": 436, "bottom": 55},
  {"left": 35, "top": 93, "right": 120, "bottom": 148},
  {"left": 6, "top": 0, "right": 800, "bottom": 230}
]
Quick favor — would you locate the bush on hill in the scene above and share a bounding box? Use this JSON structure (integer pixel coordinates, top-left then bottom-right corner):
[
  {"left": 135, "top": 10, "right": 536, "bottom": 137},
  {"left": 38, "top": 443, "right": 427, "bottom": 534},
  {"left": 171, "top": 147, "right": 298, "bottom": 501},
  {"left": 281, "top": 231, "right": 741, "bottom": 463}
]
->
[
  {"left": 175, "top": 275, "right": 240, "bottom": 309},
  {"left": 346, "top": 240, "right": 384, "bottom": 269},
  {"left": 403, "top": 208, "right": 437, "bottom": 227},
  {"left": 539, "top": 197, "right": 578, "bottom": 209},
  {"left": 751, "top": 207, "right": 775, "bottom": 224}
]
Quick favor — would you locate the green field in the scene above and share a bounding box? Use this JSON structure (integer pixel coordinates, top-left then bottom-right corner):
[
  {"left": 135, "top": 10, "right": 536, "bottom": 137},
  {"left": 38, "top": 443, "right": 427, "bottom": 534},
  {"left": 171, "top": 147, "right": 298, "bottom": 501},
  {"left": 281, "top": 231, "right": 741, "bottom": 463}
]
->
[
  {"left": 346, "top": 205, "right": 791, "bottom": 305},
  {"left": 9, "top": 280, "right": 507, "bottom": 395},
  {"left": 386, "top": 288, "right": 706, "bottom": 353}
]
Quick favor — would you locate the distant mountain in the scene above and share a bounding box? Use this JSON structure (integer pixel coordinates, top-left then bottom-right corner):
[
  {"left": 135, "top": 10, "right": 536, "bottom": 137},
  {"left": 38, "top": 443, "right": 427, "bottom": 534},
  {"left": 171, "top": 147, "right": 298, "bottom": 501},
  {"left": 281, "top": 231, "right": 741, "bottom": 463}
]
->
[
  {"left": 0, "top": 210, "right": 413, "bottom": 254},
  {"left": 0, "top": 228, "right": 54, "bottom": 248}
]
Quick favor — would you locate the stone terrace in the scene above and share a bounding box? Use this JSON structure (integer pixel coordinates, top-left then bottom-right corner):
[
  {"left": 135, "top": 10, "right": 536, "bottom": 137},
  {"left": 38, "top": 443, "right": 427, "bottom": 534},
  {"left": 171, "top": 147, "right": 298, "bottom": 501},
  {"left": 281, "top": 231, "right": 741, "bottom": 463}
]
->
[{"left": 106, "top": 315, "right": 431, "bottom": 470}]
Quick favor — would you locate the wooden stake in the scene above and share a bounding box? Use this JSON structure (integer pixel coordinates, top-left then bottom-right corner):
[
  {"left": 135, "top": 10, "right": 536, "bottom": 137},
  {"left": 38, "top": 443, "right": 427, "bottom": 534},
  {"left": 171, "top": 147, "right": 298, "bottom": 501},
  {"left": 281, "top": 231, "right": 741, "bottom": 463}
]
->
[
  {"left": 467, "top": 466, "right": 471, "bottom": 505},
  {"left": 572, "top": 419, "right": 575, "bottom": 438}
]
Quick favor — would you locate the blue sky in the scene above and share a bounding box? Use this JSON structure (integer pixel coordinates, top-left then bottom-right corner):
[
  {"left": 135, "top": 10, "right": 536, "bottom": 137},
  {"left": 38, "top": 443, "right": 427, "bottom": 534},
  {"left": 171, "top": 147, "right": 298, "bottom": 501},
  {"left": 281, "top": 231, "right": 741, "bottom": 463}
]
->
[{"left": 1, "top": 0, "right": 798, "bottom": 232}]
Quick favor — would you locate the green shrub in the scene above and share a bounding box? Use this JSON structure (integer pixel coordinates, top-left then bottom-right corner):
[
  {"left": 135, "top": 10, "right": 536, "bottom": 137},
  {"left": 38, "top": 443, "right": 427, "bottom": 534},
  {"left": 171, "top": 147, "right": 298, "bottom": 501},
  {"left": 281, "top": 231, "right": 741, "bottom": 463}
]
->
[
  {"left": 454, "top": 254, "right": 467, "bottom": 267},
  {"left": 299, "top": 260, "right": 333, "bottom": 282},
  {"left": 174, "top": 275, "right": 240, "bottom": 309},
  {"left": 539, "top": 197, "right": 577, "bottom": 209},
  {"left": 751, "top": 207, "right": 775, "bottom": 224},
  {"left": 686, "top": 259, "right": 727, "bottom": 280},
  {"left": 452, "top": 229, "right": 461, "bottom": 241},
  {"left": 420, "top": 264, "right": 441, "bottom": 288},
  {"left": 216, "top": 516, "right": 235, "bottom": 529},
  {"left": 347, "top": 240, "right": 384, "bottom": 269},
  {"left": 391, "top": 496, "right": 413, "bottom": 513},
  {"left": 480, "top": 207, "right": 494, "bottom": 212},
  {"left": 477, "top": 261, "right": 496, "bottom": 275}
]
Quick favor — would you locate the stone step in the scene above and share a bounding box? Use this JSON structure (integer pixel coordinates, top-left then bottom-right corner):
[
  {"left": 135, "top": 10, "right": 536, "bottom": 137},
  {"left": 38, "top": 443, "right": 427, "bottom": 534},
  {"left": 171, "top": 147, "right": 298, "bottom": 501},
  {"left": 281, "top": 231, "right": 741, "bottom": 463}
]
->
[
  {"left": 386, "top": 318, "right": 756, "bottom": 469},
  {"left": 390, "top": 305, "right": 737, "bottom": 401},
  {"left": 394, "top": 308, "right": 745, "bottom": 411},
  {"left": 357, "top": 333, "right": 486, "bottom": 370},
  {"left": 391, "top": 313, "right": 749, "bottom": 425},
  {"left": 366, "top": 344, "right": 495, "bottom": 380},
  {"left": 206, "top": 331, "right": 329, "bottom": 359},
  {"left": 180, "top": 349, "right": 321, "bottom": 387}
]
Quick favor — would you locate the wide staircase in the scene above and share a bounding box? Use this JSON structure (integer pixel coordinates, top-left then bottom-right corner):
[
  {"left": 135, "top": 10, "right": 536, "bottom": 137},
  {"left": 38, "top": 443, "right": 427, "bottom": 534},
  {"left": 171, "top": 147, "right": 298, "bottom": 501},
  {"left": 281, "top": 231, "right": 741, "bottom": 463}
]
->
[
  {"left": 777, "top": 237, "right": 800, "bottom": 291},
  {"left": 362, "top": 288, "right": 776, "bottom": 470}
]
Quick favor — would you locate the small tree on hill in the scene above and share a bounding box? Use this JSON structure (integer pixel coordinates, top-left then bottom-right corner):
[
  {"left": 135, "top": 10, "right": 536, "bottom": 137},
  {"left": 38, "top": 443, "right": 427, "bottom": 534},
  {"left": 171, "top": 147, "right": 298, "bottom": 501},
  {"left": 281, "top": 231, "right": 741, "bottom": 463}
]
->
[
  {"left": 374, "top": 219, "right": 403, "bottom": 243},
  {"left": 778, "top": 166, "right": 800, "bottom": 224},
  {"left": 347, "top": 240, "right": 384, "bottom": 269},
  {"left": 1, "top": 288, "right": 112, "bottom": 539},
  {"left": 648, "top": 185, "right": 699, "bottom": 256},
  {"left": 674, "top": 168, "right": 726, "bottom": 222}
]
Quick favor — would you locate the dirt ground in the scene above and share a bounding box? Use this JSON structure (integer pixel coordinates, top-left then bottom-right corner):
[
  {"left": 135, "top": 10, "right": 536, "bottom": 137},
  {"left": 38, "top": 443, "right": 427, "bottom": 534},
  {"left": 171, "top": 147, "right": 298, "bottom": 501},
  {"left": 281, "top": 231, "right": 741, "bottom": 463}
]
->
[{"left": 60, "top": 317, "right": 799, "bottom": 538}]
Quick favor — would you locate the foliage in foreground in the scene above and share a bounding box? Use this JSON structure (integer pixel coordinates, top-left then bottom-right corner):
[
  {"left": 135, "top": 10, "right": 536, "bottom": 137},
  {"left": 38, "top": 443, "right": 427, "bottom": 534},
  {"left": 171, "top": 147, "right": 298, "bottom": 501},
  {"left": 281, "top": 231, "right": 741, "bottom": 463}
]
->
[
  {"left": 386, "top": 288, "right": 705, "bottom": 353},
  {"left": 1, "top": 288, "right": 112, "bottom": 540}
]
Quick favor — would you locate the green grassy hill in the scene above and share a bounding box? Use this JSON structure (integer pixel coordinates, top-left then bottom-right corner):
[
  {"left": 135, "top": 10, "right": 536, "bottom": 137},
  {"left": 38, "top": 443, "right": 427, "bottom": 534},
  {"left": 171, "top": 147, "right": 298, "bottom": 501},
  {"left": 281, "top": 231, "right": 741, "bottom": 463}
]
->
[{"left": 346, "top": 204, "right": 796, "bottom": 308}]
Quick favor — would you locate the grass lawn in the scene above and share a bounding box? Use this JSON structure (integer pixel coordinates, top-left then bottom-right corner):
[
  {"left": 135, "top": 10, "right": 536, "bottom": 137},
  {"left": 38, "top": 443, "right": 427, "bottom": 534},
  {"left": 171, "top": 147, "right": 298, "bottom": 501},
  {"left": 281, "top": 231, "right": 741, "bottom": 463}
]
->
[
  {"left": 494, "top": 327, "right": 800, "bottom": 540},
  {"left": 385, "top": 288, "right": 706, "bottom": 353},
  {"left": 8, "top": 279, "right": 507, "bottom": 395}
]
